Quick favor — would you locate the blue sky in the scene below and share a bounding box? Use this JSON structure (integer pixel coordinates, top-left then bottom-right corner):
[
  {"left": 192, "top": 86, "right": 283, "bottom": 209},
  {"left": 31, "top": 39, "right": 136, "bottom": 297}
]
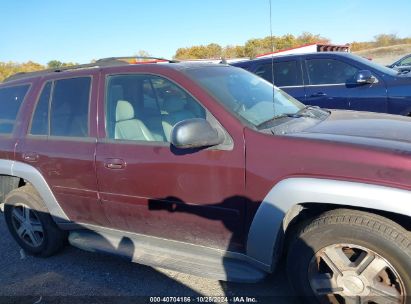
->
[{"left": 1, "top": 0, "right": 410, "bottom": 64}]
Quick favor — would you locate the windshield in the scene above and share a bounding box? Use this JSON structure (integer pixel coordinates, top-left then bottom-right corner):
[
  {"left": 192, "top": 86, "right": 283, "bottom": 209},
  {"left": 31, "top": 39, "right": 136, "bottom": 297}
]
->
[{"left": 185, "top": 66, "right": 305, "bottom": 126}]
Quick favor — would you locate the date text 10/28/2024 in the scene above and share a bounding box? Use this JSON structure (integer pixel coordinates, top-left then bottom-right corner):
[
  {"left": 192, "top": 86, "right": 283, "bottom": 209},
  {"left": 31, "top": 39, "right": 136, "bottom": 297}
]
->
[{"left": 150, "top": 296, "right": 258, "bottom": 303}]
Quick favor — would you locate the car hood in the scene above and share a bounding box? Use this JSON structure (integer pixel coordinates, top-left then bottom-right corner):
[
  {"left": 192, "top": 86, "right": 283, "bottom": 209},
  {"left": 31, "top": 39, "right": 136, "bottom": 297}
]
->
[{"left": 290, "top": 110, "right": 411, "bottom": 151}]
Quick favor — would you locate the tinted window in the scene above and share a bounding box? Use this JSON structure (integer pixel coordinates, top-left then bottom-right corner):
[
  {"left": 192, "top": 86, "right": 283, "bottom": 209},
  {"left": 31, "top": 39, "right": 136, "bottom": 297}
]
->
[
  {"left": 30, "top": 82, "right": 51, "bottom": 135},
  {"left": 399, "top": 56, "right": 411, "bottom": 66},
  {"left": 0, "top": 84, "right": 30, "bottom": 134},
  {"left": 255, "top": 61, "right": 301, "bottom": 87},
  {"left": 106, "top": 74, "right": 206, "bottom": 142},
  {"left": 306, "top": 59, "right": 359, "bottom": 85},
  {"left": 50, "top": 77, "right": 91, "bottom": 137}
]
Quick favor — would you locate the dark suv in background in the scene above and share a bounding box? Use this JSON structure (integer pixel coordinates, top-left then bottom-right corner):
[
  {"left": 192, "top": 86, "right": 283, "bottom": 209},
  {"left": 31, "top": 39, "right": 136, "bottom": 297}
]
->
[
  {"left": 233, "top": 52, "right": 411, "bottom": 116},
  {"left": 0, "top": 59, "right": 410, "bottom": 303}
]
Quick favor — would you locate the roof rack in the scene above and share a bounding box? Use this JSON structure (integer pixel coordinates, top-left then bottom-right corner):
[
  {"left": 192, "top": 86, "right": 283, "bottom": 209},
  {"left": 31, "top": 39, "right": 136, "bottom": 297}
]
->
[
  {"left": 4, "top": 62, "right": 103, "bottom": 83},
  {"left": 3, "top": 56, "right": 176, "bottom": 83},
  {"left": 96, "top": 56, "right": 178, "bottom": 63}
]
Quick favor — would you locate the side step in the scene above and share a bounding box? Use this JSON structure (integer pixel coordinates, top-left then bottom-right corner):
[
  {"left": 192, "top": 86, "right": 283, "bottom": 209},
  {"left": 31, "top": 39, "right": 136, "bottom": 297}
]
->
[{"left": 68, "top": 227, "right": 267, "bottom": 283}]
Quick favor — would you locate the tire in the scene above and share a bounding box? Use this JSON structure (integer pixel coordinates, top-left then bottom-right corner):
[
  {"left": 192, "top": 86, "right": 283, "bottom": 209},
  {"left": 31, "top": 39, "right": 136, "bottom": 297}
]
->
[
  {"left": 4, "top": 185, "right": 67, "bottom": 257},
  {"left": 286, "top": 208, "right": 411, "bottom": 304}
]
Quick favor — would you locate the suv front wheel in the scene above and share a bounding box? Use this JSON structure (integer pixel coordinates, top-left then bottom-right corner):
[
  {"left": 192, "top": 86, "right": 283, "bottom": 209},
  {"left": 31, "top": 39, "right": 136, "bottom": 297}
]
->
[
  {"left": 4, "top": 185, "right": 67, "bottom": 257},
  {"left": 287, "top": 208, "right": 411, "bottom": 303}
]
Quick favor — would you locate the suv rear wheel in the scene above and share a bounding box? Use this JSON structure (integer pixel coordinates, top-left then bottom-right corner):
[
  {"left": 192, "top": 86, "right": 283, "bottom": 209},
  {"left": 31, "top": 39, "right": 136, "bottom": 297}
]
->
[
  {"left": 4, "top": 185, "right": 67, "bottom": 257},
  {"left": 286, "top": 209, "right": 411, "bottom": 303}
]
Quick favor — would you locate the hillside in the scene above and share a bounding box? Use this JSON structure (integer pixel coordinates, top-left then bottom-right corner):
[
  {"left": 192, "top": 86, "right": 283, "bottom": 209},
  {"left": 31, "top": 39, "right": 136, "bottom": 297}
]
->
[{"left": 353, "top": 44, "right": 411, "bottom": 65}]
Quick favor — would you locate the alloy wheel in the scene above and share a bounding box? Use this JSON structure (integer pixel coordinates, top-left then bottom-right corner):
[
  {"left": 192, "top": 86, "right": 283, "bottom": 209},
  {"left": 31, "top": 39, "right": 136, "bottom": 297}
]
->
[
  {"left": 11, "top": 204, "right": 44, "bottom": 248},
  {"left": 308, "top": 244, "right": 405, "bottom": 303}
]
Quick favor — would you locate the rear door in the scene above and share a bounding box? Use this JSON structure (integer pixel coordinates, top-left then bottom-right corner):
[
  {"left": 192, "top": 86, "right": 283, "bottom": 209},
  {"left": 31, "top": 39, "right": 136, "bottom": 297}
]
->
[
  {"left": 0, "top": 83, "right": 32, "bottom": 160},
  {"left": 252, "top": 59, "right": 306, "bottom": 102},
  {"left": 0, "top": 83, "right": 32, "bottom": 203},
  {"left": 15, "top": 72, "right": 106, "bottom": 226}
]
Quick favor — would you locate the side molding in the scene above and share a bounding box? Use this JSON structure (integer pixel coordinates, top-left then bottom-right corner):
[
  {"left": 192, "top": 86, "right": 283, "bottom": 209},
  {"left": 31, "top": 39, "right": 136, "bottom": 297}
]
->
[
  {"left": 246, "top": 178, "right": 411, "bottom": 269},
  {"left": 0, "top": 160, "right": 69, "bottom": 222}
]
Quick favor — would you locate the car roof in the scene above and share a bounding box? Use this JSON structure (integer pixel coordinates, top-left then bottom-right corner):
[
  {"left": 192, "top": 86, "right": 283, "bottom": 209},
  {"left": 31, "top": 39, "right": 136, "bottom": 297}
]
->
[
  {"left": 251, "top": 52, "right": 355, "bottom": 62},
  {"left": 2, "top": 60, "right": 231, "bottom": 85},
  {"left": 230, "top": 52, "right": 359, "bottom": 68}
]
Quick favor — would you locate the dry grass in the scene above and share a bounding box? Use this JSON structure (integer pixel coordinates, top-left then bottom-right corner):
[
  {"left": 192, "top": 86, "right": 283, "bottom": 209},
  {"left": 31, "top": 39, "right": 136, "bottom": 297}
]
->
[{"left": 353, "top": 44, "right": 411, "bottom": 65}]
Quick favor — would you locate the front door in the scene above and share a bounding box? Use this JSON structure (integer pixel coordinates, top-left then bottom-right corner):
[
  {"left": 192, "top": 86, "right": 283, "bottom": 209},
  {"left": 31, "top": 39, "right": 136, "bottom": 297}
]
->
[
  {"left": 95, "top": 73, "right": 246, "bottom": 251},
  {"left": 304, "top": 57, "right": 353, "bottom": 109},
  {"left": 304, "top": 57, "right": 388, "bottom": 113},
  {"left": 346, "top": 76, "right": 387, "bottom": 113}
]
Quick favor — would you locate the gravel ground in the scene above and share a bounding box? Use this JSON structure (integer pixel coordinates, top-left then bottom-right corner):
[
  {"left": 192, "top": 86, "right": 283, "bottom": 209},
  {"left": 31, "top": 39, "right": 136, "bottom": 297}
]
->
[{"left": 0, "top": 215, "right": 300, "bottom": 304}]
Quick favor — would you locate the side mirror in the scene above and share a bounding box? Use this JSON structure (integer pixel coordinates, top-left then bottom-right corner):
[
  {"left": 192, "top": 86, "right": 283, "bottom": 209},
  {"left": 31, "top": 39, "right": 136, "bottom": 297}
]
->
[
  {"left": 355, "top": 70, "right": 377, "bottom": 84},
  {"left": 171, "top": 118, "right": 224, "bottom": 149}
]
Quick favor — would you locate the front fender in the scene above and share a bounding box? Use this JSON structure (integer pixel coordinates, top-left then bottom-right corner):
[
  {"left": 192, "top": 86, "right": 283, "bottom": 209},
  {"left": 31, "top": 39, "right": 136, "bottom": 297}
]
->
[{"left": 246, "top": 178, "right": 411, "bottom": 270}]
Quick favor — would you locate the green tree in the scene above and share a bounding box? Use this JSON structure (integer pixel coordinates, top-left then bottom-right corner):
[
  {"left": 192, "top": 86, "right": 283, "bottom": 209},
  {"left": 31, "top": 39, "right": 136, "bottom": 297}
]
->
[
  {"left": 275, "top": 34, "right": 296, "bottom": 50},
  {"left": 0, "top": 61, "right": 45, "bottom": 82},
  {"left": 223, "top": 45, "right": 246, "bottom": 58},
  {"left": 374, "top": 34, "right": 398, "bottom": 47},
  {"left": 296, "top": 32, "right": 329, "bottom": 45},
  {"left": 47, "top": 60, "right": 63, "bottom": 69},
  {"left": 244, "top": 37, "right": 273, "bottom": 58},
  {"left": 206, "top": 43, "right": 222, "bottom": 58}
]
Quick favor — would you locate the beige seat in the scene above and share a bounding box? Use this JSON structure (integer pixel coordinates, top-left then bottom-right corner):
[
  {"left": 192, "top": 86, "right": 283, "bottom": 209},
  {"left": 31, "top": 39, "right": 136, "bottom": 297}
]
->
[
  {"left": 161, "top": 96, "right": 196, "bottom": 141},
  {"left": 115, "top": 100, "right": 155, "bottom": 141}
]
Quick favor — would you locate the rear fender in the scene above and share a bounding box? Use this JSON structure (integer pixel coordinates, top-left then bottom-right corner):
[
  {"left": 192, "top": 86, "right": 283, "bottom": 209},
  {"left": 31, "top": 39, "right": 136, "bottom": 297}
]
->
[{"left": 0, "top": 159, "right": 69, "bottom": 223}]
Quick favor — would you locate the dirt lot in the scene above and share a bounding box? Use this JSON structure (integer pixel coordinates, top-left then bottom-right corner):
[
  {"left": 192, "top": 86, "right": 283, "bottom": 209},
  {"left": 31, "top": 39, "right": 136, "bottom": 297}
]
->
[
  {"left": 0, "top": 215, "right": 299, "bottom": 304},
  {"left": 353, "top": 43, "right": 411, "bottom": 65}
]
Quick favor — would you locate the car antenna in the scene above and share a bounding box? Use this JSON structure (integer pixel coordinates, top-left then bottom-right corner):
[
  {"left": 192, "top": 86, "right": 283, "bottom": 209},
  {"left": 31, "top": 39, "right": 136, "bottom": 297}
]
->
[{"left": 268, "top": 0, "right": 276, "bottom": 115}]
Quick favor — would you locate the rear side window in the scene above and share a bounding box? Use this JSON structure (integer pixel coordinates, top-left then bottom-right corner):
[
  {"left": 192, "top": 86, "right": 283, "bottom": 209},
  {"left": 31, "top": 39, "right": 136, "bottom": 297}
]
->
[
  {"left": 30, "top": 82, "right": 51, "bottom": 135},
  {"left": 255, "top": 61, "right": 301, "bottom": 87},
  {"left": 30, "top": 77, "right": 91, "bottom": 137},
  {"left": 51, "top": 78, "right": 90, "bottom": 137},
  {"left": 306, "top": 59, "right": 359, "bottom": 85},
  {"left": 0, "top": 84, "right": 30, "bottom": 134}
]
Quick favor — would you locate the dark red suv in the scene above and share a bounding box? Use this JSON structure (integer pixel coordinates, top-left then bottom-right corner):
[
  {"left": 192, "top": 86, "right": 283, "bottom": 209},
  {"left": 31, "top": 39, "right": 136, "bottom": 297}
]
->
[{"left": 0, "top": 58, "right": 410, "bottom": 303}]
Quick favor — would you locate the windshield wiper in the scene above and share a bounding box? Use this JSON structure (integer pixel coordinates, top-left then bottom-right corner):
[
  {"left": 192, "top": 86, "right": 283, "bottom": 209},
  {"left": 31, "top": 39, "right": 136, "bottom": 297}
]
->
[
  {"left": 257, "top": 106, "right": 330, "bottom": 129},
  {"left": 297, "top": 105, "right": 329, "bottom": 114},
  {"left": 256, "top": 112, "right": 305, "bottom": 128}
]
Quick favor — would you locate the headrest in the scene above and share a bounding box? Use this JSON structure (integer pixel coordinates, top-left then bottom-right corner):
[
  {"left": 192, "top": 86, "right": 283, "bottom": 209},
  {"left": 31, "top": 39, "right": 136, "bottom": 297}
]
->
[
  {"left": 116, "top": 100, "right": 134, "bottom": 122},
  {"left": 163, "top": 96, "right": 185, "bottom": 113}
]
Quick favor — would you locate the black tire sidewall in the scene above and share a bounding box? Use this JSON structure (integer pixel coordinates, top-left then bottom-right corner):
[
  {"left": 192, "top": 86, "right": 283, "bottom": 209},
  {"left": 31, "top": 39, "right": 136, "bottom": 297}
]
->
[
  {"left": 4, "top": 189, "right": 52, "bottom": 255},
  {"left": 287, "top": 221, "right": 411, "bottom": 302}
]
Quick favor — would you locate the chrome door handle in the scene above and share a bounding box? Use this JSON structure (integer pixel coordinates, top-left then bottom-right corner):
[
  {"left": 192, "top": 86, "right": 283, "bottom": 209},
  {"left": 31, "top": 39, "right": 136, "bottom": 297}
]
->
[
  {"left": 310, "top": 92, "right": 327, "bottom": 97},
  {"left": 23, "top": 152, "right": 39, "bottom": 162},
  {"left": 104, "top": 158, "right": 126, "bottom": 169}
]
